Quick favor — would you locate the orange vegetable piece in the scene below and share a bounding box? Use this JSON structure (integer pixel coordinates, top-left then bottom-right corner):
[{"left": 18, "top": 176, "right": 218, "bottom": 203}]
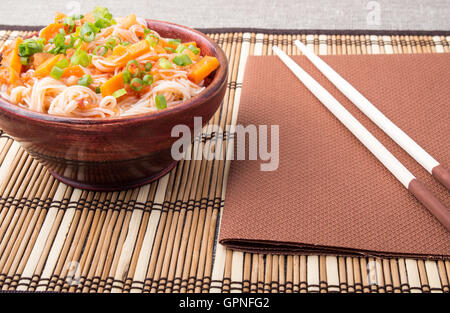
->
[
  {"left": 32, "top": 52, "right": 53, "bottom": 69},
  {"left": 54, "top": 12, "right": 67, "bottom": 23},
  {"left": 112, "top": 45, "right": 127, "bottom": 56},
  {"left": 121, "top": 13, "right": 137, "bottom": 29},
  {"left": 114, "top": 40, "right": 150, "bottom": 67},
  {"left": 8, "top": 37, "right": 23, "bottom": 74},
  {"left": 182, "top": 41, "right": 197, "bottom": 48},
  {"left": 0, "top": 66, "right": 19, "bottom": 84},
  {"left": 188, "top": 56, "right": 220, "bottom": 84},
  {"left": 62, "top": 65, "right": 85, "bottom": 78},
  {"left": 100, "top": 72, "right": 124, "bottom": 97},
  {"left": 34, "top": 54, "right": 64, "bottom": 78},
  {"left": 40, "top": 23, "right": 65, "bottom": 41}
]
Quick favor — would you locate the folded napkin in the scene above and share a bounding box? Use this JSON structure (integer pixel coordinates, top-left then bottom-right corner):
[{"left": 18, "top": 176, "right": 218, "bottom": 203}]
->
[{"left": 219, "top": 53, "right": 450, "bottom": 259}]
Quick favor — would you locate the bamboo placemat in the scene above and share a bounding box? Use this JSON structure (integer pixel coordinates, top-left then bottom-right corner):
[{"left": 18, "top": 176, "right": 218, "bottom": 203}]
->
[{"left": 0, "top": 28, "right": 449, "bottom": 293}]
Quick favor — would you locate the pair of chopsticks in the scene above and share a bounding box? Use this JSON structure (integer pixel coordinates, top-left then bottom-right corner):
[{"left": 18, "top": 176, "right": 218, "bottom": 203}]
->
[{"left": 273, "top": 41, "right": 450, "bottom": 231}]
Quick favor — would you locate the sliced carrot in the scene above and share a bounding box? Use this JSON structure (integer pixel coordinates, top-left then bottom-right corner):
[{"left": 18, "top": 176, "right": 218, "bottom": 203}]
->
[
  {"left": 182, "top": 41, "right": 197, "bottom": 48},
  {"left": 112, "top": 45, "right": 127, "bottom": 56},
  {"left": 32, "top": 52, "right": 53, "bottom": 69},
  {"left": 34, "top": 54, "right": 64, "bottom": 78},
  {"left": 54, "top": 12, "right": 67, "bottom": 23},
  {"left": 0, "top": 66, "right": 19, "bottom": 84},
  {"left": 40, "top": 23, "right": 65, "bottom": 41},
  {"left": 62, "top": 65, "right": 85, "bottom": 78},
  {"left": 188, "top": 56, "right": 220, "bottom": 84},
  {"left": 8, "top": 37, "right": 23, "bottom": 74},
  {"left": 100, "top": 72, "right": 124, "bottom": 97},
  {"left": 121, "top": 13, "right": 137, "bottom": 29},
  {"left": 113, "top": 40, "right": 150, "bottom": 66}
]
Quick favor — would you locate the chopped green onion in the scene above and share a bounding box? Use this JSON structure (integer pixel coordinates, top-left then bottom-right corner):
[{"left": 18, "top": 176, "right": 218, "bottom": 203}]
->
[
  {"left": 130, "top": 78, "right": 143, "bottom": 91},
  {"left": 175, "top": 44, "right": 186, "bottom": 54},
  {"left": 164, "top": 47, "right": 175, "bottom": 53},
  {"left": 71, "top": 49, "right": 91, "bottom": 67},
  {"left": 48, "top": 31, "right": 69, "bottom": 54},
  {"left": 18, "top": 38, "right": 44, "bottom": 57},
  {"left": 188, "top": 44, "right": 200, "bottom": 55},
  {"left": 93, "top": 6, "right": 113, "bottom": 22},
  {"left": 78, "top": 74, "right": 93, "bottom": 87},
  {"left": 71, "top": 14, "right": 84, "bottom": 21},
  {"left": 158, "top": 58, "right": 172, "bottom": 69},
  {"left": 95, "top": 86, "right": 101, "bottom": 94},
  {"left": 143, "top": 28, "right": 151, "bottom": 35},
  {"left": 105, "top": 36, "right": 121, "bottom": 49},
  {"left": 50, "top": 66, "right": 64, "bottom": 80},
  {"left": 55, "top": 58, "right": 69, "bottom": 69},
  {"left": 112, "top": 88, "right": 127, "bottom": 98},
  {"left": 93, "top": 45, "right": 109, "bottom": 56},
  {"left": 80, "top": 22, "right": 98, "bottom": 42},
  {"left": 144, "top": 62, "right": 152, "bottom": 72},
  {"left": 122, "top": 69, "right": 131, "bottom": 84},
  {"left": 20, "top": 56, "right": 28, "bottom": 65},
  {"left": 64, "top": 17, "right": 75, "bottom": 32},
  {"left": 167, "top": 38, "right": 181, "bottom": 45},
  {"left": 145, "top": 34, "right": 159, "bottom": 47},
  {"left": 121, "top": 41, "right": 130, "bottom": 46},
  {"left": 126, "top": 60, "right": 140, "bottom": 77},
  {"left": 142, "top": 74, "right": 153, "bottom": 85},
  {"left": 155, "top": 94, "right": 167, "bottom": 109},
  {"left": 172, "top": 54, "right": 192, "bottom": 66}
]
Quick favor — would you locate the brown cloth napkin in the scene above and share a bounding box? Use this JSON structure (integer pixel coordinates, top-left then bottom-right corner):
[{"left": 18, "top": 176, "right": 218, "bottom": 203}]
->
[{"left": 219, "top": 53, "right": 450, "bottom": 259}]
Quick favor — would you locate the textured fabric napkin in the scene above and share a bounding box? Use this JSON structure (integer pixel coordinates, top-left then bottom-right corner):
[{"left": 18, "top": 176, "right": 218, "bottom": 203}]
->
[{"left": 219, "top": 53, "right": 450, "bottom": 259}]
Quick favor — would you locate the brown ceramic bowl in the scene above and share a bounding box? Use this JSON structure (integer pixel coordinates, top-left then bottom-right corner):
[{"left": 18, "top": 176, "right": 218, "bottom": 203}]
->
[{"left": 0, "top": 19, "right": 228, "bottom": 191}]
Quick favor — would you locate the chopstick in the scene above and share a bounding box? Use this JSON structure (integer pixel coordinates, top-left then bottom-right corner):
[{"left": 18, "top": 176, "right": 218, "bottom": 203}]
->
[
  {"left": 272, "top": 45, "right": 450, "bottom": 231},
  {"left": 294, "top": 40, "right": 450, "bottom": 191}
]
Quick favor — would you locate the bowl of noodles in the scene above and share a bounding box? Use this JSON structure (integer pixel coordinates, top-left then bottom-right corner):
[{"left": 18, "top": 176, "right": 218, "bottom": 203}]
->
[{"left": 0, "top": 8, "right": 228, "bottom": 190}]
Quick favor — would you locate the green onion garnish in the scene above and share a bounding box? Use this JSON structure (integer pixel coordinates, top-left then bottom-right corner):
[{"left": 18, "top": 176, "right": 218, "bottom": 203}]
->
[
  {"left": 144, "top": 62, "right": 152, "bottom": 72},
  {"left": 80, "top": 22, "right": 99, "bottom": 42},
  {"left": 20, "top": 57, "right": 28, "bottom": 66},
  {"left": 93, "top": 45, "right": 109, "bottom": 56},
  {"left": 55, "top": 58, "right": 69, "bottom": 69},
  {"left": 145, "top": 34, "right": 159, "bottom": 47},
  {"left": 121, "top": 41, "right": 130, "bottom": 46},
  {"left": 18, "top": 38, "right": 44, "bottom": 57},
  {"left": 175, "top": 44, "right": 186, "bottom": 54},
  {"left": 112, "top": 88, "right": 127, "bottom": 98},
  {"left": 71, "top": 49, "right": 90, "bottom": 67},
  {"left": 167, "top": 38, "right": 181, "bottom": 45},
  {"left": 50, "top": 66, "right": 64, "bottom": 80},
  {"left": 158, "top": 58, "right": 172, "bottom": 69},
  {"left": 188, "top": 44, "right": 200, "bottom": 55},
  {"left": 172, "top": 54, "right": 192, "bottom": 66},
  {"left": 93, "top": 6, "right": 116, "bottom": 29},
  {"left": 106, "top": 36, "right": 121, "bottom": 49},
  {"left": 95, "top": 86, "right": 101, "bottom": 94},
  {"left": 126, "top": 60, "right": 140, "bottom": 77},
  {"left": 155, "top": 94, "right": 167, "bottom": 109},
  {"left": 122, "top": 69, "right": 131, "bottom": 84},
  {"left": 64, "top": 16, "right": 75, "bottom": 32},
  {"left": 142, "top": 74, "right": 153, "bottom": 85},
  {"left": 130, "top": 78, "right": 143, "bottom": 91},
  {"left": 164, "top": 47, "right": 175, "bottom": 53},
  {"left": 78, "top": 74, "right": 93, "bottom": 87}
]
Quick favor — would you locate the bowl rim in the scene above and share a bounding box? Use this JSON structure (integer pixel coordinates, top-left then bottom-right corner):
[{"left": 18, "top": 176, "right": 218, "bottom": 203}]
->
[{"left": 0, "top": 19, "right": 228, "bottom": 125}]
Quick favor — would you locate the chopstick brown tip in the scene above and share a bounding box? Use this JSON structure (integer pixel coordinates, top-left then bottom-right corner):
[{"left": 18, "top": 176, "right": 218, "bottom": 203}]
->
[
  {"left": 408, "top": 179, "right": 450, "bottom": 231},
  {"left": 431, "top": 164, "right": 450, "bottom": 191}
]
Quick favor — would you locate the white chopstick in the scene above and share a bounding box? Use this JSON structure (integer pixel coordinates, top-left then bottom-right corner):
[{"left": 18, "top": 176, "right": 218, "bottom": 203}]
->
[
  {"left": 272, "top": 45, "right": 450, "bottom": 231},
  {"left": 294, "top": 40, "right": 450, "bottom": 191}
]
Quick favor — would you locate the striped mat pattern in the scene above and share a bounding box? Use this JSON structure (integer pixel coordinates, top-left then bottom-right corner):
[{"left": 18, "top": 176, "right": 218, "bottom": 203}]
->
[{"left": 0, "top": 29, "right": 449, "bottom": 293}]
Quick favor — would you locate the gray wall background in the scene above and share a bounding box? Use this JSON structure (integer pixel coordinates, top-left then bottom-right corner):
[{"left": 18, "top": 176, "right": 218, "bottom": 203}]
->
[{"left": 0, "top": 0, "right": 449, "bottom": 30}]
